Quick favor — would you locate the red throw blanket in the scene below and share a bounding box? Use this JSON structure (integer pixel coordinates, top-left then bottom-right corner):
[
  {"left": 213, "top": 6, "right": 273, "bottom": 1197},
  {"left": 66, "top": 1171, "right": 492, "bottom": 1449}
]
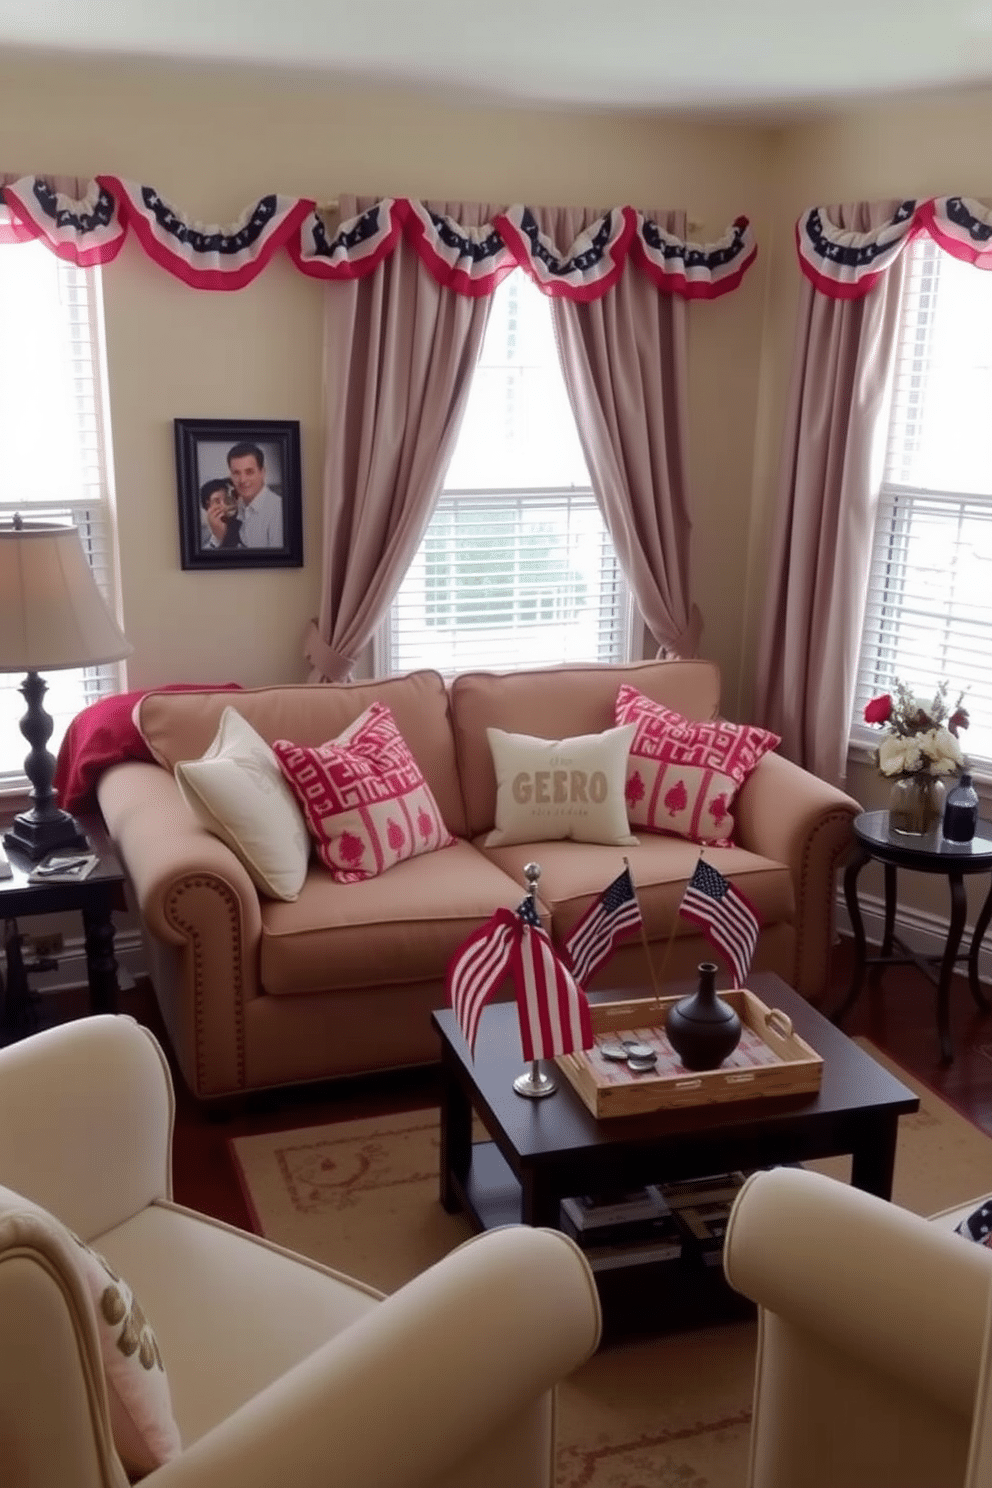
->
[{"left": 54, "top": 683, "right": 243, "bottom": 815}]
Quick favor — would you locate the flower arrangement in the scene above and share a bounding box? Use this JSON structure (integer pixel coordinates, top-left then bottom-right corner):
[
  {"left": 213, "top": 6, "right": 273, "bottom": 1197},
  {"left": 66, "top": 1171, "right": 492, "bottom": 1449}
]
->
[{"left": 863, "top": 679, "right": 969, "bottom": 778}]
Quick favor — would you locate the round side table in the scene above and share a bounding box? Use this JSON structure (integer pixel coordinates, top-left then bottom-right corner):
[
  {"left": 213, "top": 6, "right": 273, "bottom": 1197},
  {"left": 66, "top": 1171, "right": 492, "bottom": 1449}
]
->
[{"left": 834, "top": 810, "right": 992, "bottom": 1062}]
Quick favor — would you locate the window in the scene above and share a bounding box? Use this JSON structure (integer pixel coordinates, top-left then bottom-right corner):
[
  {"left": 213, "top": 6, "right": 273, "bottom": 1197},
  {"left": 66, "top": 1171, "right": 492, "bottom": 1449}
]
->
[
  {"left": 378, "top": 272, "right": 633, "bottom": 675},
  {"left": 853, "top": 236, "right": 992, "bottom": 773},
  {"left": 0, "top": 226, "right": 123, "bottom": 787}
]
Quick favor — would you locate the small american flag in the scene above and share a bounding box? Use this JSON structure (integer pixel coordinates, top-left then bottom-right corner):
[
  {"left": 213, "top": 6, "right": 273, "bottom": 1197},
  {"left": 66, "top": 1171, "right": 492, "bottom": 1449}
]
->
[
  {"left": 512, "top": 894, "right": 593, "bottom": 1062},
  {"left": 564, "top": 867, "right": 642, "bottom": 988},
  {"left": 679, "top": 858, "right": 760, "bottom": 988},
  {"left": 445, "top": 907, "right": 518, "bottom": 1054}
]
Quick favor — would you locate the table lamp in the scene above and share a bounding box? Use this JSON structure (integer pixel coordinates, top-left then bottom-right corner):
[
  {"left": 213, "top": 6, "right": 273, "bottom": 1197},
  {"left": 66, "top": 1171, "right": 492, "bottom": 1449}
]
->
[{"left": 0, "top": 514, "right": 132, "bottom": 859}]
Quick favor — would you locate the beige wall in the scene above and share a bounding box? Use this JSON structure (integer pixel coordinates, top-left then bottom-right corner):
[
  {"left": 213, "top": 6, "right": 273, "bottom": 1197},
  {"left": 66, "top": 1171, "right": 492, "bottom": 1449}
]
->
[{"left": 0, "top": 52, "right": 771, "bottom": 702}]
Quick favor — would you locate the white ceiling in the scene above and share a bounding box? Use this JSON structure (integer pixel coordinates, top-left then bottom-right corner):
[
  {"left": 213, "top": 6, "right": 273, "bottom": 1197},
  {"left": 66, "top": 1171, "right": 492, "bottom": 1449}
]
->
[{"left": 2, "top": 0, "right": 992, "bottom": 115}]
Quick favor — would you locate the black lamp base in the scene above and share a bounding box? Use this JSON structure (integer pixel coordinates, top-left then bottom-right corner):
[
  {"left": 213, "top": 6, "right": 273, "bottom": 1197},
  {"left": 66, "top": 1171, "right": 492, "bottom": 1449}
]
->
[
  {"left": 5, "top": 669, "right": 91, "bottom": 861},
  {"left": 3, "top": 807, "right": 90, "bottom": 862}
]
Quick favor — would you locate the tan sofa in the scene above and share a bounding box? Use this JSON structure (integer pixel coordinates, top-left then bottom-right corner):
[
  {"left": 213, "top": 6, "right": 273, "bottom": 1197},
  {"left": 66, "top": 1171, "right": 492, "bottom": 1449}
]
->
[{"left": 97, "top": 659, "right": 861, "bottom": 1101}]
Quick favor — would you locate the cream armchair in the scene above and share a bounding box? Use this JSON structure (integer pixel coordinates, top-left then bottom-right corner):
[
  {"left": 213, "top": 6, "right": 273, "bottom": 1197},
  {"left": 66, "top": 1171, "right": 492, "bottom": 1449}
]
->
[
  {"left": 0, "top": 1015, "right": 601, "bottom": 1488},
  {"left": 724, "top": 1166, "right": 992, "bottom": 1488}
]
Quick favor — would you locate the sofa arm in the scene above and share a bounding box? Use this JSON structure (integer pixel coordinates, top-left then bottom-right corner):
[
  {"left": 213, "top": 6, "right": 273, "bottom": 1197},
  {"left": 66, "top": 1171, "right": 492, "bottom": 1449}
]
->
[
  {"left": 149, "top": 1226, "right": 602, "bottom": 1488},
  {"left": 0, "top": 1016, "right": 173, "bottom": 1239},
  {"left": 733, "top": 751, "right": 860, "bottom": 1003},
  {"left": 98, "top": 762, "right": 264, "bottom": 1096},
  {"left": 98, "top": 762, "right": 261, "bottom": 951},
  {"left": 724, "top": 1167, "right": 992, "bottom": 1488}
]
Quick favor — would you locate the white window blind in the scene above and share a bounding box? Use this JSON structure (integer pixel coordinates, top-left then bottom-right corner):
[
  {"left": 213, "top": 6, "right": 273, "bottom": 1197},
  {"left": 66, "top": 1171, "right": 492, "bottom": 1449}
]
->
[
  {"left": 380, "top": 272, "right": 633, "bottom": 676},
  {"left": 0, "top": 224, "right": 122, "bottom": 786},
  {"left": 853, "top": 236, "right": 992, "bottom": 771}
]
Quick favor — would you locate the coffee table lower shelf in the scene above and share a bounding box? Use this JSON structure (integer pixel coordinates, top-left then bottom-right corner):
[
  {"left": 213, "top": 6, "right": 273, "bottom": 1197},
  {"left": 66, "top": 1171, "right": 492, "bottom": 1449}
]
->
[
  {"left": 451, "top": 1139, "right": 755, "bottom": 1339},
  {"left": 433, "top": 976, "right": 920, "bottom": 1340}
]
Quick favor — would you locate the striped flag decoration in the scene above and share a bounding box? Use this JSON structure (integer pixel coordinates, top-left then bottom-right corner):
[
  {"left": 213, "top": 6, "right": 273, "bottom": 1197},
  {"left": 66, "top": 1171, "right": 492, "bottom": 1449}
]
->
[
  {"left": 445, "top": 908, "right": 517, "bottom": 1055},
  {"left": 679, "top": 858, "right": 761, "bottom": 988},
  {"left": 564, "top": 866, "right": 642, "bottom": 988},
  {"left": 513, "top": 895, "right": 593, "bottom": 1061}
]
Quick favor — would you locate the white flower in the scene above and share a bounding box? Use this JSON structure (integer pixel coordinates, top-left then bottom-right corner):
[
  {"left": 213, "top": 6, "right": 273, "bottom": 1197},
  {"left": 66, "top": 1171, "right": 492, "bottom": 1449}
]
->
[
  {"left": 919, "top": 727, "right": 964, "bottom": 775},
  {"left": 878, "top": 734, "right": 923, "bottom": 776}
]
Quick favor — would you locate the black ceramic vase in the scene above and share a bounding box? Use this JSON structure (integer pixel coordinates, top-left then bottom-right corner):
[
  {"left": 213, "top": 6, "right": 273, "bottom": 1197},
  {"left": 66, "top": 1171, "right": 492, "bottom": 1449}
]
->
[{"left": 665, "top": 962, "right": 743, "bottom": 1071}]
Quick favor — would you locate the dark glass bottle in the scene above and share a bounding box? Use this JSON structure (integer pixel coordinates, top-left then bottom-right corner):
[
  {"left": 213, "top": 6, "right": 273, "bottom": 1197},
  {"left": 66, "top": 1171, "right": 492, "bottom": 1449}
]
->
[{"left": 943, "top": 773, "right": 979, "bottom": 843}]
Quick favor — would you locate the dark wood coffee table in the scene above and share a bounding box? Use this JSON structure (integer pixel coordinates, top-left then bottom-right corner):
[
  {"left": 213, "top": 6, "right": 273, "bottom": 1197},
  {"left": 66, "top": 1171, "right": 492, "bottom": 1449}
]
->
[
  {"left": 432, "top": 972, "right": 918, "bottom": 1332},
  {"left": 434, "top": 970, "right": 922, "bottom": 1333}
]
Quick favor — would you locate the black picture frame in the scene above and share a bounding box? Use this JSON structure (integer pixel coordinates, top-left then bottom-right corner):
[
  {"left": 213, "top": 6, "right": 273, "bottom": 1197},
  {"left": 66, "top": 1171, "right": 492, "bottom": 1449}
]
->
[{"left": 174, "top": 418, "right": 303, "bottom": 570}]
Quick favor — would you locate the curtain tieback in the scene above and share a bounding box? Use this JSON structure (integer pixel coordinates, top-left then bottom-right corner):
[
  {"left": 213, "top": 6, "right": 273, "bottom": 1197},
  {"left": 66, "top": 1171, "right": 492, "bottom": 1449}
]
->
[
  {"left": 303, "top": 621, "right": 355, "bottom": 682},
  {"left": 656, "top": 603, "right": 704, "bottom": 661}
]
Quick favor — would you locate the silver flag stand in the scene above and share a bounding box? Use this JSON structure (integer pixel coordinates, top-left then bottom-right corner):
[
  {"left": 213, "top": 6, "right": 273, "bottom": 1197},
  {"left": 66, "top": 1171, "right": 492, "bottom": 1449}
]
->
[{"left": 512, "top": 862, "right": 557, "bottom": 1099}]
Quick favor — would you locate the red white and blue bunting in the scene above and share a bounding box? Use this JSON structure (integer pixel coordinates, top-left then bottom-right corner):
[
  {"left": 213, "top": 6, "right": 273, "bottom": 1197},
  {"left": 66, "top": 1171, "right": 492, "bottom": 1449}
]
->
[
  {"left": 493, "top": 205, "right": 637, "bottom": 299},
  {"left": 100, "top": 177, "right": 315, "bottom": 290},
  {"left": 632, "top": 212, "right": 756, "bottom": 300},
  {"left": 914, "top": 196, "right": 992, "bottom": 271},
  {"left": 0, "top": 176, "right": 127, "bottom": 265},
  {"left": 288, "top": 197, "right": 407, "bottom": 281},
  {"left": 0, "top": 175, "right": 757, "bottom": 302},
  {"left": 797, "top": 196, "right": 992, "bottom": 298}
]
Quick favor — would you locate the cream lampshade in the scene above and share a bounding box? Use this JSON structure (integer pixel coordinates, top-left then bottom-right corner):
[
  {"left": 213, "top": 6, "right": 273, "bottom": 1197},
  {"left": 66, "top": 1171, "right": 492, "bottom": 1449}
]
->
[{"left": 0, "top": 515, "right": 133, "bottom": 859}]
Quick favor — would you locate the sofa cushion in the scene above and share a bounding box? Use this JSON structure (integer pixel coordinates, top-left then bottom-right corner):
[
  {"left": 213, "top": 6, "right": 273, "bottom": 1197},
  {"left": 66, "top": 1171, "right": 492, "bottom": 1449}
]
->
[
  {"left": 616, "top": 685, "right": 780, "bottom": 847},
  {"left": 0, "top": 1184, "right": 181, "bottom": 1478},
  {"left": 449, "top": 659, "right": 722, "bottom": 839},
  {"left": 273, "top": 703, "right": 456, "bottom": 883},
  {"left": 134, "top": 671, "right": 468, "bottom": 839},
  {"left": 174, "top": 707, "right": 311, "bottom": 901},
  {"left": 477, "top": 836, "right": 794, "bottom": 951},
  {"left": 485, "top": 724, "right": 637, "bottom": 848},
  {"left": 258, "top": 840, "right": 539, "bottom": 995}
]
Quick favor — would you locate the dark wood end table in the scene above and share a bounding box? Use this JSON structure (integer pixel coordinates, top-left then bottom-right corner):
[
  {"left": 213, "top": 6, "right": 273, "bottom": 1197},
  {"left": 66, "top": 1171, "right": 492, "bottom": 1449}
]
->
[
  {"left": 0, "top": 813, "right": 127, "bottom": 1043},
  {"left": 432, "top": 973, "right": 918, "bottom": 1332},
  {"left": 835, "top": 810, "right": 992, "bottom": 1063}
]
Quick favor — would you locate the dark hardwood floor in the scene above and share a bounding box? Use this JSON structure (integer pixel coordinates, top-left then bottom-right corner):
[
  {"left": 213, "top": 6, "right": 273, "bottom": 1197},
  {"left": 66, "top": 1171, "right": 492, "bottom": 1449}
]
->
[{"left": 38, "top": 932, "right": 992, "bottom": 1232}]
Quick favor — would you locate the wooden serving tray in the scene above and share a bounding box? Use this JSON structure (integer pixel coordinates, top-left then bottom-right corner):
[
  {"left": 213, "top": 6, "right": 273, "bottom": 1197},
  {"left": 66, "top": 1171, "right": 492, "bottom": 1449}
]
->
[{"left": 555, "top": 989, "right": 823, "bottom": 1119}]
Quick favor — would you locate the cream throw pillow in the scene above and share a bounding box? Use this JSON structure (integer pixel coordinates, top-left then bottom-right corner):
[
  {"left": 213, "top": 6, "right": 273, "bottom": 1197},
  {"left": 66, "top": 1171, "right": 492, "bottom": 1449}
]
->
[
  {"left": 485, "top": 724, "right": 638, "bottom": 847},
  {"left": 0, "top": 1183, "right": 181, "bottom": 1477},
  {"left": 175, "top": 706, "right": 311, "bottom": 901}
]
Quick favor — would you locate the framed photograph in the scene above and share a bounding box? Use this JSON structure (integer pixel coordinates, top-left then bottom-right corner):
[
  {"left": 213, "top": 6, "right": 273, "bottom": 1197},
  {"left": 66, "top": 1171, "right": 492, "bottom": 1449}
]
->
[{"left": 174, "top": 418, "right": 303, "bottom": 570}]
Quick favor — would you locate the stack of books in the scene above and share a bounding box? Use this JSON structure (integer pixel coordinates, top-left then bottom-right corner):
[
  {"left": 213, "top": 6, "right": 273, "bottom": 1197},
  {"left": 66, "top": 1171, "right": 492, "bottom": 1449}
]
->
[
  {"left": 660, "top": 1172, "right": 747, "bottom": 1266},
  {"left": 558, "top": 1186, "right": 683, "bottom": 1273}
]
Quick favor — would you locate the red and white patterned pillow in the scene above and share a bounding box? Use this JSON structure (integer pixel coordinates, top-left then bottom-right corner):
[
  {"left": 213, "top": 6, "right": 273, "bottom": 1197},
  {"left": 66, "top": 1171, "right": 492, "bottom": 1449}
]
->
[
  {"left": 272, "top": 702, "right": 456, "bottom": 882},
  {"left": 615, "top": 684, "right": 780, "bottom": 847}
]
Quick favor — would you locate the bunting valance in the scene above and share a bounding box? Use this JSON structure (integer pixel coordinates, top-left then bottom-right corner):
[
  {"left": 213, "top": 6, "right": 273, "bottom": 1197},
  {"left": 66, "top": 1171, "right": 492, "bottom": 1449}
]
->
[
  {"left": 797, "top": 195, "right": 992, "bottom": 299},
  {"left": 0, "top": 175, "right": 757, "bottom": 301}
]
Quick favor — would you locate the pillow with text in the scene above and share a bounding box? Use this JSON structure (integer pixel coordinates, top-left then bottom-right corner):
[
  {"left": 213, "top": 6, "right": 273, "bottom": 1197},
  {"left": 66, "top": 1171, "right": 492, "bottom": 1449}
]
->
[{"left": 485, "top": 724, "right": 638, "bottom": 848}]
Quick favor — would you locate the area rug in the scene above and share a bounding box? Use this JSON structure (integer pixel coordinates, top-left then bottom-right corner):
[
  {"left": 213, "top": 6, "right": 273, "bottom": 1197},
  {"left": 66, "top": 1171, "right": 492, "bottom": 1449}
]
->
[{"left": 229, "top": 1042, "right": 992, "bottom": 1488}]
